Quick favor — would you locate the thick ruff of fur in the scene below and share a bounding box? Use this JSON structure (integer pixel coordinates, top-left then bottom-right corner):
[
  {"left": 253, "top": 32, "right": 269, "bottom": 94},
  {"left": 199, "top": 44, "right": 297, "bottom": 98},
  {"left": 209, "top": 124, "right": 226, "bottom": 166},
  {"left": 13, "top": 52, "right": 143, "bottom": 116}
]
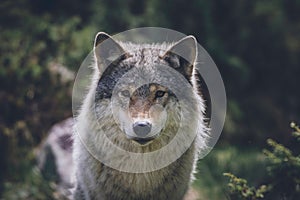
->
[{"left": 72, "top": 33, "right": 208, "bottom": 200}]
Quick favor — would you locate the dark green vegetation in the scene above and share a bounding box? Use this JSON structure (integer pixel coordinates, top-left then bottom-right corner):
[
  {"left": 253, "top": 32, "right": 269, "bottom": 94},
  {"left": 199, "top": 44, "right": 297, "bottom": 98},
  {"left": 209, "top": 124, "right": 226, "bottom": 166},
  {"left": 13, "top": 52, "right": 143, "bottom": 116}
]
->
[
  {"left": 1, "top": 0, "right": 300, "bottom": 199},
  {"left": 223, "top": 122, "right": 300, "bottom": 200}
]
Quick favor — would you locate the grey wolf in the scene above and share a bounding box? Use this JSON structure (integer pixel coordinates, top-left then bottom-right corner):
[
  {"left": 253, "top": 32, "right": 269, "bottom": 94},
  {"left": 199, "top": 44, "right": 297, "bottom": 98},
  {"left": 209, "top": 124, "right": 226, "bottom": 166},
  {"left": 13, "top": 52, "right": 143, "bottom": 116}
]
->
[{"left": 72, "top": 32, "right": 208, "bottom": 200}]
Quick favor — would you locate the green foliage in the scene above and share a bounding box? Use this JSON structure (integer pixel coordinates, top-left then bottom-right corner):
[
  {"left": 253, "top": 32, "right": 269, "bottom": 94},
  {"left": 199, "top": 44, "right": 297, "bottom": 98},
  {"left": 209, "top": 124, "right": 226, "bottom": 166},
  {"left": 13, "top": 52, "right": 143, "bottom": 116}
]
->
[
  {"left": 224, "top": 173, "right": 270, "bottom": 200},
  {"left": 193, "top": 146, "right": 267, "bottom": 200},
  {"left": 291, "top": 122, "right": 300, "bottom": 140},
  {"left": 1, "top": 151, "right": 64, "bottom": 200},
  {"left": 0, "top": 0, "right": 81, "bottom": 196},
  {"left": 224, "top": 123, "right": 300, "bottom": 199},
  {"left": 262, "top": 122, "right": 300, "bottom": 199},
  {"left": 0, "top": 16, "right": 74, "bottom": 169}
]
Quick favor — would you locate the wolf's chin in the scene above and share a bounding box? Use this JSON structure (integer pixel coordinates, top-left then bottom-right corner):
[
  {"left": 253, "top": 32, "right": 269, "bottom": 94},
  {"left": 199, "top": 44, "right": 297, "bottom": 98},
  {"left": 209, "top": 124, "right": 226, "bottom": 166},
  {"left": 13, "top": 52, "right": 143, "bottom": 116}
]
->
[
  {"left": 132, "top": 137, "right": 155, "bottom": 145},
  {"left": 126, "top": 133, "right": 159, "bottom": 145}
]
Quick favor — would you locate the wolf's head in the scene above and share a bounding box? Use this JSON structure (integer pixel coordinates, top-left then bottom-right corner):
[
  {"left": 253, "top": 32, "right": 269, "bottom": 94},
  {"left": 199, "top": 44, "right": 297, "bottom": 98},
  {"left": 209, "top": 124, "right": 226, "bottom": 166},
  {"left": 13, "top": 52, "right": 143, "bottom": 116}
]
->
[{"left": 93, "top": 32, "right": 199, "bottom": 147}]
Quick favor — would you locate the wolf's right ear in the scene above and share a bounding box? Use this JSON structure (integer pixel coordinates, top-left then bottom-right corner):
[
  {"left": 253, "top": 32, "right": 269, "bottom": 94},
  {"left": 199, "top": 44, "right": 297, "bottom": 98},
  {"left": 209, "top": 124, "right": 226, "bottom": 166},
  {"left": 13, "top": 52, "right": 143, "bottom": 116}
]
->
[
  {"left": 94, "top": 32, "right": 127, "bottom": 69},
  {"left": 162, "top": 36, "right": 197, "bottom": 81}
]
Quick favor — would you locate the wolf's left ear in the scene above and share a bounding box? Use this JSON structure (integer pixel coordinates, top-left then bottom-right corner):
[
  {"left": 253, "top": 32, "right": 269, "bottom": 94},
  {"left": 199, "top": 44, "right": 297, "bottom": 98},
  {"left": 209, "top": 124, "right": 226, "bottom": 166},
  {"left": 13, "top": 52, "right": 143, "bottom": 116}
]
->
[
  {"left": 162, "top": 36, "right": 197, "bottom": 80},
  {"left": 94, "top": 32, "right": 127, "bottom": 70}
]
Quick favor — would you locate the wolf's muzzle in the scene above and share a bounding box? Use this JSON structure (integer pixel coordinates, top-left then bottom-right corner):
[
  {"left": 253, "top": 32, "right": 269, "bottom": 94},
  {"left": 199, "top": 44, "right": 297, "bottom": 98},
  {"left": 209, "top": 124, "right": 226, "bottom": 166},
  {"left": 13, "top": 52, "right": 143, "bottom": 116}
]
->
[{"left": 133, "top": 121, "right": 152, "bottom": 137}]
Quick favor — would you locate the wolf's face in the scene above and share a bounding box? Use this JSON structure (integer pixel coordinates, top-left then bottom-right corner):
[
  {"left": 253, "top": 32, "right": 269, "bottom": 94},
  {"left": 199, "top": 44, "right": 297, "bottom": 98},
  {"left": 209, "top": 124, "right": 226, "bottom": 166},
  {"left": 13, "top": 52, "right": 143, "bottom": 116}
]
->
[
  {"left": 114, "top": 83, "right": 171, "bottom": 145},
  {"left": 93, "top": 32, "right": 197, "bottom": 146}
]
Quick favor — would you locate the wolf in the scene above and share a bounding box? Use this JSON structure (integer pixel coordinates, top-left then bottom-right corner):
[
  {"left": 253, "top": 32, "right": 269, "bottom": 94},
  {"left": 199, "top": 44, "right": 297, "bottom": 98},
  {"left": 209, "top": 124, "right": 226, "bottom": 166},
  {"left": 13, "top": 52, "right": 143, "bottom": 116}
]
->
[{"left": 72, "top": 32, "right": 208, "bottom": 200}]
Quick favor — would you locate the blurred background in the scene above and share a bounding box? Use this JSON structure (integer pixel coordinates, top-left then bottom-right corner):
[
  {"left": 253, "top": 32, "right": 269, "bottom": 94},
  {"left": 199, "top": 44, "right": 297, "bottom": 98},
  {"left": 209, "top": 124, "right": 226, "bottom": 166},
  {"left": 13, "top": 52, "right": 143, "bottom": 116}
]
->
[{"left": 1, "top": 0, "right": 300, "bottom": 199}]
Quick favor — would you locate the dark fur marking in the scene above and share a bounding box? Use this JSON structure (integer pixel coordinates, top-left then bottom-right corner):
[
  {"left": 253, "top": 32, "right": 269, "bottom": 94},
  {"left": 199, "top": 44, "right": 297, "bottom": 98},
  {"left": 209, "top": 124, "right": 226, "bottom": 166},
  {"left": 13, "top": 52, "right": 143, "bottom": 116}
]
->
[
  {"left": 133, "top": 84, "right": 150, "bottom": 99},
  {"left": 163, "top": 54, "right": 194, "bottom": 85},
  {"left": 138, "top": 48, "right": 146, "bottom": 65},
  {"left": 57, "top": 134, "right": 73, "bottom": 152},
  {"left": 95, "top": 62, "right": 133, "bottom": 101}
]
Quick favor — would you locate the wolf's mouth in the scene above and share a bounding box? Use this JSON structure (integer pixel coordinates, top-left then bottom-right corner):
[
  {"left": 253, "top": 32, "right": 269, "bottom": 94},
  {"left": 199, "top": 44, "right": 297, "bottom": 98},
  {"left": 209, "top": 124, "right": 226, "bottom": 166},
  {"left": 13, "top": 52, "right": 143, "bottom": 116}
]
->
[{"left": 131, "top": 137, "right": 155, "bottom": 145}]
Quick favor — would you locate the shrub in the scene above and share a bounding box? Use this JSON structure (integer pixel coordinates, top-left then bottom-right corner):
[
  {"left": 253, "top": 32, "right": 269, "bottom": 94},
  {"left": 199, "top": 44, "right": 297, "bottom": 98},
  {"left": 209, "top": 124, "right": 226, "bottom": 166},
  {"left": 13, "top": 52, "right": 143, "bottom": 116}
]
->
[{"left": 224, "top": 122, "right": 300, "bottom": 199}]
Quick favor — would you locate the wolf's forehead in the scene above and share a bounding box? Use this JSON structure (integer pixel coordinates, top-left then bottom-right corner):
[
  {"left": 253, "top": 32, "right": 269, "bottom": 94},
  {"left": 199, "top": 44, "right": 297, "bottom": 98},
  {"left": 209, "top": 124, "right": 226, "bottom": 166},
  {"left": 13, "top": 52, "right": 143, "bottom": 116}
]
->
[{"left": 120, "top": 42, "right": 171, "bottom": 66}]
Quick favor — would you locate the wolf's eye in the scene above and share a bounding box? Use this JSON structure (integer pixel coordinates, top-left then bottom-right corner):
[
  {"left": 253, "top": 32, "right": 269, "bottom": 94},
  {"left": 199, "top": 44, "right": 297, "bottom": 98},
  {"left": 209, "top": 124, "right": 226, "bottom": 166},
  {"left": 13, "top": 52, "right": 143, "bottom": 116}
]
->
[
  {"left": 120, "top": 90, "right": 130, "bottom": 97},
  {"left": 155, "top": 90, "right": 166, "bottom": 98}
]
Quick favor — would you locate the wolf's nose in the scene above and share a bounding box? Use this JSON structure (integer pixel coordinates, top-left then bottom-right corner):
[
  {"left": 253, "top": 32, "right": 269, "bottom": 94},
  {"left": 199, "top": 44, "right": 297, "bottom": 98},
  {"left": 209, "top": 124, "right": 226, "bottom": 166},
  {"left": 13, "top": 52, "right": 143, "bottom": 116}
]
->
[{"left": 133, "top": 122, "right": 152, "bottom": 137}]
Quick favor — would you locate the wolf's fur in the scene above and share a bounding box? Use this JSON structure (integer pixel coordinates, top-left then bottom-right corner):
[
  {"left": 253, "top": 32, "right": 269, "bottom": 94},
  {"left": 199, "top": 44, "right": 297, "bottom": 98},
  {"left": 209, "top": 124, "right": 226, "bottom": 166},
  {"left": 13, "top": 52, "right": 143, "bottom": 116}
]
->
[{"left": 73, "top": 32, "right": 208, "bottom": 200}]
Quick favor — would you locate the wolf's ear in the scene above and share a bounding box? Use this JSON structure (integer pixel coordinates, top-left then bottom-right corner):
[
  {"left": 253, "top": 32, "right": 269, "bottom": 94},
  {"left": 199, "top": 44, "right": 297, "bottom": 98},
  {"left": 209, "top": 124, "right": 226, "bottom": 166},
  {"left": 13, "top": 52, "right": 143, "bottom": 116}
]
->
[
  {"left": 162, "top": 36, "right": 197, "bottom": 80},
  {"left": 94, "top": 32, "right": 126, "bottom": 69}
]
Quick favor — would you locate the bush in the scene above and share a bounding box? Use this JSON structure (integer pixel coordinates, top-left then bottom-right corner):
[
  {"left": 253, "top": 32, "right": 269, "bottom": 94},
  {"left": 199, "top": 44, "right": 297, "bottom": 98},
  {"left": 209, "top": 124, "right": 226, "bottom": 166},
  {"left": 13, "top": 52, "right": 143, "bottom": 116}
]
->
[
  {"left": 224, "top": 122, "right": 300, "bottom": 199},
  {"left": 224, "top": 173, "right": 269, "bottom": 200},
  {"left": 0, "top": 1, "right": 89, "bottom": 196}
]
